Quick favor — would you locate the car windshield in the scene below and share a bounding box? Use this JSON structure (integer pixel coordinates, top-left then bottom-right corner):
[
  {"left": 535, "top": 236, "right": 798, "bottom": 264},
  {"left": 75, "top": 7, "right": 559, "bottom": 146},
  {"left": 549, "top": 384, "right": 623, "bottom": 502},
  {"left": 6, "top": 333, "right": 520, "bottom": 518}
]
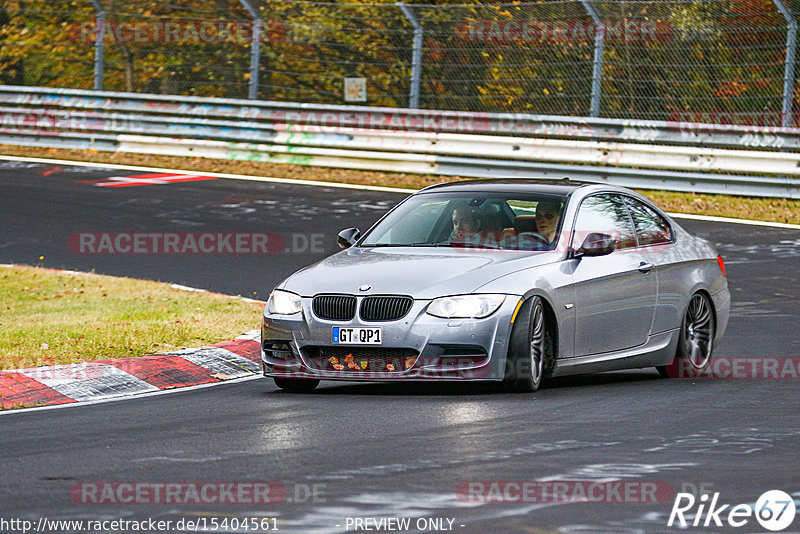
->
[{"left": 359, "top": 191, "right": 568, "bottom": 251}]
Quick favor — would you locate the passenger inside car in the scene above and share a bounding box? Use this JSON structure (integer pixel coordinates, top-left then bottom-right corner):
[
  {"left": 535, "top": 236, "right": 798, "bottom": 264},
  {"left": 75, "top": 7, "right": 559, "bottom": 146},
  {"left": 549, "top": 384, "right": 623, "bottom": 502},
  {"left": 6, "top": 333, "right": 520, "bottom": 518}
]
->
[{"left": 534, "top": 200, "right": 562, "bottom": 244}]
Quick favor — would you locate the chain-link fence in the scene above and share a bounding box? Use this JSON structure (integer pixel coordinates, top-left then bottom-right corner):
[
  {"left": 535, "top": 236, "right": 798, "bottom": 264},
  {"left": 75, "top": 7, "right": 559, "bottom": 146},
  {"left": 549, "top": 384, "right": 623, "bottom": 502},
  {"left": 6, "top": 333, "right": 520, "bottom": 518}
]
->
[{"left": 1, "top": 0, "right": 800, "bottom": 126}]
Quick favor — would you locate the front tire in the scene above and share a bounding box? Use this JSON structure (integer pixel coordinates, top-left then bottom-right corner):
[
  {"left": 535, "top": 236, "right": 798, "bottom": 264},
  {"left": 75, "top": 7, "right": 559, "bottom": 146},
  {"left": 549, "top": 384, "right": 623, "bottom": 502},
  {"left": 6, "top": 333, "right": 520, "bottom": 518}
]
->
[
  {"left": 503, "top": 296, "right": 554, "bottom": 392},
  {"left": 657, "top": 292, "right": 715, "bottom": 378},
  {"left": 273, "top": 377, "right": 320, "bottom": 392}
]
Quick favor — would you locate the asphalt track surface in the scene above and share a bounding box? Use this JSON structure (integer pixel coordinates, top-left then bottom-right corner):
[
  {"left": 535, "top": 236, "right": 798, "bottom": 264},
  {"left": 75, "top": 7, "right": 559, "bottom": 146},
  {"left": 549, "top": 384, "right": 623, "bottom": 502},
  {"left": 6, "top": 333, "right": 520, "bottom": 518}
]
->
[{"left": 1, "top": 161, "right": 799, "bottom": 534}]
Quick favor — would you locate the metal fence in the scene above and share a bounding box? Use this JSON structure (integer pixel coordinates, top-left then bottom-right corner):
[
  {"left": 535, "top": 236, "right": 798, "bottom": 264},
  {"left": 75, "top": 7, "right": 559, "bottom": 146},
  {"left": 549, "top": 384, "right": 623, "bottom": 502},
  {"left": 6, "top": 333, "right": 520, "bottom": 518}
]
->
[
  {"left": 2, "top": 0, "right": 800, "bottom": 127},
  {"left": 1, "top": 85, "right": 798, "bottom": 198}
]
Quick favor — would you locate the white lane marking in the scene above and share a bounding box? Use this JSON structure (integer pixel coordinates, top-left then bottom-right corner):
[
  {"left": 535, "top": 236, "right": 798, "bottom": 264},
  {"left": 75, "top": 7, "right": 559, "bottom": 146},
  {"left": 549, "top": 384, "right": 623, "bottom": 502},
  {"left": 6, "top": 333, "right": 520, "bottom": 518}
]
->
[
  {"left": 0, "top": 264, "right": 91, "bottom": 275},
  {"left": 169, "top": 283, "right": 208, "bottom": 292},
  {"left": 1, "top": 154, "right": 796, "bottom": 229},
  {"left": 668, "top": 212, "right": 800, "bottom": 230},
  {"left": 169, "top": 283, "right": 266, "bottom": 304},
  {"left": 0, "top": 154, "right": 417, "bottom": 194},
  {"left": 94, "top": 174, "right": 215, "bottom": 187},
  {"left": 1, "top": 265, "right": 266, "bottom": 305},
  {"left": 0, "top": 374, "right": 264, "bottom": 417}
]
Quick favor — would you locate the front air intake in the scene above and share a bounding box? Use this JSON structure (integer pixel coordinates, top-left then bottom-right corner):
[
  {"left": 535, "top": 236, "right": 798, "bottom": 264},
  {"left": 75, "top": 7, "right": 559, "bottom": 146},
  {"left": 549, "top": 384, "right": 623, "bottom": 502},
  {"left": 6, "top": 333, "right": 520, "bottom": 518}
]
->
[
  {"left": 312, "top": 294, "right": 357, "bottom": 321},
  {"left": 360, "top": 296, "right": 413, "bottom": 322}
]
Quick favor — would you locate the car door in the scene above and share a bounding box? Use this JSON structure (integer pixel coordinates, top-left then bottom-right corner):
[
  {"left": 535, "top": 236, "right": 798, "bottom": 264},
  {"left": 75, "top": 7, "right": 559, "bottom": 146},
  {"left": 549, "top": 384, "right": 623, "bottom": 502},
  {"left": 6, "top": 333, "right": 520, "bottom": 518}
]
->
[
  {"left": 622, "top": 195, "right": 680, "bottom": 335},
  {"left": 570, "top": 194, "right": 658, "bottom": 357}
]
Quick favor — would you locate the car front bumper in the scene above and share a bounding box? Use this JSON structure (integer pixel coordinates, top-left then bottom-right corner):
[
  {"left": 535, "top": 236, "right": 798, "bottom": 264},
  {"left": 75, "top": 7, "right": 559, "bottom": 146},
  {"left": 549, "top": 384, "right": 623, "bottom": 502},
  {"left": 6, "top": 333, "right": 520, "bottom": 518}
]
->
[{"left": 261, "top": 296, "right": 521, "bottom": 382}]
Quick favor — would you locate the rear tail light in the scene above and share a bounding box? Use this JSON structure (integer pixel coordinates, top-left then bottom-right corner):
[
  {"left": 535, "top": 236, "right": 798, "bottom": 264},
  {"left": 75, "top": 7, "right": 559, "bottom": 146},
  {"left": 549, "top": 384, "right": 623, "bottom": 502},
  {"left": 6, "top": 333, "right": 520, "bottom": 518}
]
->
[{"left": 717, "top": 254, "right": 726, "bottom": 277}]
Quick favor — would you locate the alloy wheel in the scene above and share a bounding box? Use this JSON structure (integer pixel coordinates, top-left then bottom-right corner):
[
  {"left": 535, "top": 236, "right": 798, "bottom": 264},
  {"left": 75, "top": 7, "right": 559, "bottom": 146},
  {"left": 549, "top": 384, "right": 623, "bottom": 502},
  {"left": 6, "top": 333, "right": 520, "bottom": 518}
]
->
[
  {"left": 529, "top": 300, "right": 545, "bottom": 385},
  {"left": 684, "top": 293, "right": 714, "bottom": 369}
]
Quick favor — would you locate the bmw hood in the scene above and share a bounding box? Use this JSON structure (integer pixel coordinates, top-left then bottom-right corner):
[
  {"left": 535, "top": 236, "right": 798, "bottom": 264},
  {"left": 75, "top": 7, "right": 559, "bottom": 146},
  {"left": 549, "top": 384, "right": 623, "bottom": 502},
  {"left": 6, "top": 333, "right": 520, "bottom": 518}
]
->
[{"left": 280, "top": 247, "right": 560, "bottom": 299}]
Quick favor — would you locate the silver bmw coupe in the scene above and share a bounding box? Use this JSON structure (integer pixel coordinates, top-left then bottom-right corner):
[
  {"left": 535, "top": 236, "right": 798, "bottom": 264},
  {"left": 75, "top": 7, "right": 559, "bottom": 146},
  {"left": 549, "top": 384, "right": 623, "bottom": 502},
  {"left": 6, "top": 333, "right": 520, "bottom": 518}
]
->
[{"left": 261, "top": 179, "right": 729, "bottom": 392}]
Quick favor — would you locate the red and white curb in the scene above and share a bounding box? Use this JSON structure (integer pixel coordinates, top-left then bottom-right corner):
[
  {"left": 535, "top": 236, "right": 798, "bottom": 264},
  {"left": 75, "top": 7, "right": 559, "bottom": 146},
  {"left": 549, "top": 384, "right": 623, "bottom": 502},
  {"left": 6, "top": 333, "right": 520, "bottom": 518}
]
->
[
  {"left": 0, "top": 264, "right": 266, "bottom": 411},
  {"left": 0, "top": 330, "right": 263, "bottom": 410}
]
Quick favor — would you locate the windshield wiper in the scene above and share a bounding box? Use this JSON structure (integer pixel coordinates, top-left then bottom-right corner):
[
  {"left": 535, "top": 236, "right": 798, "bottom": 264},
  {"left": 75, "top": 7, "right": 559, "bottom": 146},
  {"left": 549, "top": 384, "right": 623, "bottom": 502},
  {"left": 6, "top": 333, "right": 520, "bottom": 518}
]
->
[
  {"left": 448, "top": 241, "right": 502, "bottom": 250},
  {"left": 361, "top": 242, "right": 438, "bottom": 247},
  {"left": 363, "top": 241, "right": 502, "bottom": 249}
]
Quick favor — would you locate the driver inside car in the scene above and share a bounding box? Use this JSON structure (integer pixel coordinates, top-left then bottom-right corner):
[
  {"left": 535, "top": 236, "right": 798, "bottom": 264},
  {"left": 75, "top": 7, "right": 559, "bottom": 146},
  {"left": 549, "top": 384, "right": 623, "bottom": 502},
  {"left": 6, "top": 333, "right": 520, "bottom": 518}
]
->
[{"left": 451, "top": 205, "right": 483, "bottom": 239}]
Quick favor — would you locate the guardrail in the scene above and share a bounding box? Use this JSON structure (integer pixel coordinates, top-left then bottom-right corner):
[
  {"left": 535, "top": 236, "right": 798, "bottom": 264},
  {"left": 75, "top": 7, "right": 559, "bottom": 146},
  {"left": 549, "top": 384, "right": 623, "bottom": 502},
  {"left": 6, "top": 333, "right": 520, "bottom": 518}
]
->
[{"left": 0, "top": 85, "right": 798, "bottom": 198}]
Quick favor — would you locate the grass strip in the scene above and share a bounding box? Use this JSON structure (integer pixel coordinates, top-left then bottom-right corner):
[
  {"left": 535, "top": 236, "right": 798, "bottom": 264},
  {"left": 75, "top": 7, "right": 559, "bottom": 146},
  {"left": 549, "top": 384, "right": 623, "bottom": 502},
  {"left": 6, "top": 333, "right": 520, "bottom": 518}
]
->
[{"left": 0, "top": 264, "right": 263, "bottom": 370}]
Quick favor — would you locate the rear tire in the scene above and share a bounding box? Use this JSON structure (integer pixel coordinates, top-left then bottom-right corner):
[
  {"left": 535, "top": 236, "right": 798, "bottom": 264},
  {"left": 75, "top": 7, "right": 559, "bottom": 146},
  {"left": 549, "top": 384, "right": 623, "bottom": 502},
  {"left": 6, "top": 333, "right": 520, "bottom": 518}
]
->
[
  {"left": 657, "top": 292, "right": 715, "bottom": 378},
  {"left": 503, "top": 296, "right": 554, "bottom": 392},
  {"left": 273, "top": 377, "right": 320, "bottom": 392}
]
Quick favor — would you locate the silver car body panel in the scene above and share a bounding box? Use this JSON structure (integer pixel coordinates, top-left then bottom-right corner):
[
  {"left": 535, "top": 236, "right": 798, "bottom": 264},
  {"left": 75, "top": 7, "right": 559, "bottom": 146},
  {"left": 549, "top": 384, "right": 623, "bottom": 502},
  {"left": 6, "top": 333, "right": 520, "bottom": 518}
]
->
[
  {"left": 262, "top": 180, "right": 730, "bottom": 384},
  {"left": 281, "top": 247, "right": 561, "bottom": 299},
  {"left": 551, "top": 329, "right": 679, "bottom": 377},
  {"left": 262, "top": 296, "right": 519, "bottom": 381}
]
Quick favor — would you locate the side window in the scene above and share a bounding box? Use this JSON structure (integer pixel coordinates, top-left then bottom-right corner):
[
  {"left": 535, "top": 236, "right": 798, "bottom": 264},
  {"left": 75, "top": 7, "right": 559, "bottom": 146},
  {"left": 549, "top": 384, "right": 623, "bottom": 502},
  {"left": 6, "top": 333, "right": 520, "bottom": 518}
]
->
[
  {"left": 624, "top": 197, "right": 673, "bottom": 246},
  {"left": 571, "top": 194, "right": 637, "bottom": 251}
]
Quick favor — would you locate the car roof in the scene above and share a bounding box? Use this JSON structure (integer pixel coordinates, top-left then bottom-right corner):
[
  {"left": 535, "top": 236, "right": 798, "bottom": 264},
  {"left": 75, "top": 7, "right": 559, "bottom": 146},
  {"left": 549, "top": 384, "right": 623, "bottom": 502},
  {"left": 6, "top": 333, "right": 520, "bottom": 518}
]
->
[{"left": 418, "top": 178, "right": 596, "bottom": 196}]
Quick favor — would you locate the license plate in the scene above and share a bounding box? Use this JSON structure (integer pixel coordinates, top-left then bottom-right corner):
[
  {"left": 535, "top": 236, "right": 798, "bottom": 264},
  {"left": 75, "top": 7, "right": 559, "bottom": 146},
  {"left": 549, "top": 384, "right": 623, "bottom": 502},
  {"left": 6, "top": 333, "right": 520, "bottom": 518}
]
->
[{"left": 332, "top": 327, "right": 382, "bottom": 345}]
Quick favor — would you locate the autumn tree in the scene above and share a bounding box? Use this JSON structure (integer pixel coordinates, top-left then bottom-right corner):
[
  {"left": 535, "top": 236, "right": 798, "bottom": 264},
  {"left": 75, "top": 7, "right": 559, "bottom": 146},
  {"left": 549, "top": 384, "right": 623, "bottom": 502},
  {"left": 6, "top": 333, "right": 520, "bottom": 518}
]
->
[{"left": 0, "top": 0, "right": 796, "bottom": 122}]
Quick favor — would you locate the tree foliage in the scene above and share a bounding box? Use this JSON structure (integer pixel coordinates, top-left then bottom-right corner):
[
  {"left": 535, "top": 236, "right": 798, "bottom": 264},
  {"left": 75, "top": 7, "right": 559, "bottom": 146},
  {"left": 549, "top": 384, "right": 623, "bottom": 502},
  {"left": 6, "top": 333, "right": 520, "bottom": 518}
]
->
[{"left": 0, "top": 0, "right": 797, "bottom": 123}]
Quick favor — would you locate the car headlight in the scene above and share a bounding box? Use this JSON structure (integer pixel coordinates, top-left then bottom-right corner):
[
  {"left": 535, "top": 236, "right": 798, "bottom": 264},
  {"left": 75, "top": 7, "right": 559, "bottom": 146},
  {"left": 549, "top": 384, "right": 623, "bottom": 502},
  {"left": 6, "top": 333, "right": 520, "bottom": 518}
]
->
[
  {"left": 427, "top": 294, "right": 506, "bottom": 319},
  {"left": 267, "top": 289, "right": 302, "bottom": 315}
]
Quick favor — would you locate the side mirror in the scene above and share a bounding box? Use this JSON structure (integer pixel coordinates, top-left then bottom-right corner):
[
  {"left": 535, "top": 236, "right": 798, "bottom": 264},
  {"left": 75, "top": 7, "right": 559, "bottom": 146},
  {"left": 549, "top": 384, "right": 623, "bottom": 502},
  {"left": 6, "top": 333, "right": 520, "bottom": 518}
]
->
[
  {"left": 576, "top": 232, "right": 616, "bottom": 257},
  {"left": 337, "top": 228, "right": 361, "bottom": 249}
]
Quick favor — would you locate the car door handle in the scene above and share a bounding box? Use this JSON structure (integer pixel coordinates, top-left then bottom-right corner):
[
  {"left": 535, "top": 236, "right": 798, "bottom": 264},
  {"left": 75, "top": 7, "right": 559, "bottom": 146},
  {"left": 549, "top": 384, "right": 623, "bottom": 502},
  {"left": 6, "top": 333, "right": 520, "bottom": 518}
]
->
[{"left": 638, "top": 261, "right": 655, "bottom": 274}]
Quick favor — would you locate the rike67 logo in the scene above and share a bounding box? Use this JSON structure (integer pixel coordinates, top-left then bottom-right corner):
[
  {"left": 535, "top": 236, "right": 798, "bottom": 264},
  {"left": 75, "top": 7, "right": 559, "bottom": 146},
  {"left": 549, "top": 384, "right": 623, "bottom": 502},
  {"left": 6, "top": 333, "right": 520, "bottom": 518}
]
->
[{"left": 669, "top": 490, "right": 796, "bottom": 531}]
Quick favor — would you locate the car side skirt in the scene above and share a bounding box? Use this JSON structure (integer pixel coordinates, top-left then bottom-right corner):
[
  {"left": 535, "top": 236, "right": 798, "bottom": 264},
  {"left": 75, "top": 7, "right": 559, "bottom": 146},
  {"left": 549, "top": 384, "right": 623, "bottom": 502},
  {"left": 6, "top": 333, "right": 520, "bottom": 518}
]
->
[{"left": 551, "top": 329, "right": 679, "bottom": 378}]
